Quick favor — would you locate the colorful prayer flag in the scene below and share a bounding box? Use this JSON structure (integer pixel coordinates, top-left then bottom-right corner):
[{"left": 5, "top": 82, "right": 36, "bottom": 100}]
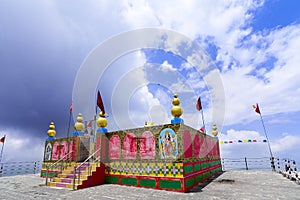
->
[
  {"left": 87, "top": 121, "right": 92, "bottom": 128},
  {"left": 97, "top": 90, "right": 105, "bottom": 114},
  {"left": 0, "top": 135, "right": 5, "bottom": 143},
  {"left": 196, "top": 97, "right": 202, "bottom": 111},
  {"left": 253, "top": 103, "right": 261, "bottom": 114},
  {"left": 69, "top": 102, "right": 73, "bottom": 113},
  {"left": 199, "top": 125, "right": 205, "bottom": 133}
]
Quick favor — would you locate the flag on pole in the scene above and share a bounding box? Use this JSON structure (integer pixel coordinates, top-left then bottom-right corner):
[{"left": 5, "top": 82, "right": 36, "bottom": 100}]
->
[
  {"left": 87, "top": 121, "right": 92, "bottom": 128},
  {"left": 97, "top": 90, "right": 105, "bottom": 114},
  {"left": 199, "top": 125, "right": 205, "bottom": 132},
  {"left": 196, "top": 97, "right": 202, "bottom": 111},
  {"left": 253, "top": 103, "right": 261, "bottom": 114},
  {"left": 69, "top": 102, "right": 73, "bottom": 113},
  {"left": 0, "top": 136, "right": 5, "bottom": 143}
]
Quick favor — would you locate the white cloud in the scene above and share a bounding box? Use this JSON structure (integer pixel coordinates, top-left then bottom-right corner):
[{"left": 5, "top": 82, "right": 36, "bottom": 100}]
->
[
  {"left": 1, "top": 128, "right": 44, "bottom": 162},
  {"left": 218, "top": 129, "right": 270, "bottom": 159},
  {"left": 159, "top": 60, "right": 176, "bottom": 72},
  {"left": 271, "top": 134, "right": 300, "bottom": 153}
]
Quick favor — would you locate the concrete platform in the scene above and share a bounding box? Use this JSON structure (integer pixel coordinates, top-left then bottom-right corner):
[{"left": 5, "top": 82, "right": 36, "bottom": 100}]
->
[{"left": 0, "top": 170, "right": 299, "bottom": 199}]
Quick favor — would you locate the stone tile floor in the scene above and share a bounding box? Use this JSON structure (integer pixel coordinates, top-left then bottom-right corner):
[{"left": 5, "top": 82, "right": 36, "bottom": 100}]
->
[{"left": 0, "top": 170, "right": 299, "bottom": 200}]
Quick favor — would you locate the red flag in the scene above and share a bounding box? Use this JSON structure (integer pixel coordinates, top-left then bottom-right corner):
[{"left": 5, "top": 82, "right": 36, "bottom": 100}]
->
[
  {"left": 253, "top": 103, "right": 261, "bottom": 114},
  {"left": 200, "top": 125, "right": 205, "bottom": 133},
  {"left": 196, "top": 97, "right": 202, "bottom": 111},
  {"left": 97, "top": 90, "right": 105, "bottom": 114},
  {"left": 0, "top": 135, "right": 5, "bottom": 143},
  {"left": 69, "top": 102, "right": 73, "bottom": 113},
  {"left": 87, "top": 121, "right": 92, "bottom": 128}
]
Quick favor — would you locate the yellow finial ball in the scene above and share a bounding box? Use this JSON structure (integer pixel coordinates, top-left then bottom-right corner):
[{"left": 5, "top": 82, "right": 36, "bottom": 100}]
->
[
  {"left": 172, "top": 94, "right": 180, "bottom": 106},
  {"left": 212, "top": 124, "right": 218, "bottom": 137},
  {"left": 74, "top": 113, "right": 85, "bottom": 131},
  {"left": 47, "top": 122, "right": 56, "bottom": 137},
  {"left": 97, "top": 112, "right": 107, "bottom": 128},
  {"left": 171, "top": 94, "right": 183, "bottom": 118}
]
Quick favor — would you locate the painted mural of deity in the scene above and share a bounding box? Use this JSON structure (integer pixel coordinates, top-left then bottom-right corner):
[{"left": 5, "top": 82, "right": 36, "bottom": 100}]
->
[{"left": 158, "top": 128, "right": 178, "bottom": 159}]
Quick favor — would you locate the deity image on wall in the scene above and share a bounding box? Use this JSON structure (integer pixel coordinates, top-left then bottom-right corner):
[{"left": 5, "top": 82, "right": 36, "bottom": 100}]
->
[
  {"left": 45, "top": 143, "right": 52, "bottom": 161},
  {"left": 158, "top": 128, "right": 178, "bottom": 159}
]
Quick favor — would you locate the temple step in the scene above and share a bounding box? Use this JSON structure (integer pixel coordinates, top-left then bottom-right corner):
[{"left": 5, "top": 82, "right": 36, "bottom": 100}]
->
[{"left": 46, "top": 162, "right": 105, "bottom": 190}]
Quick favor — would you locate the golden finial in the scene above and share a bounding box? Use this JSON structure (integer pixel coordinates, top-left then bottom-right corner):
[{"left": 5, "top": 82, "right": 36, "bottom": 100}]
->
[
  {"left": 144, "top": 121, "right": 154, "bottom": 127},
  {"left": 47, "top": 122, "right": 56, "bottom": 137},
  {"left": 97, "top": 112, "right": 108, "bottom": 128},
  {"left": 74, "top": 113, "right": 85, "bottom": 131},
  {"left": 212, "top": 124, "right": 218, "bottom": 137},
  {"left": 171, "top": 94, "right": 183, "bottom": 118}
]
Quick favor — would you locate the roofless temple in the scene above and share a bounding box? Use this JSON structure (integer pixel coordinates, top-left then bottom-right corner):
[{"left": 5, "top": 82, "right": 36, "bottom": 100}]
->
[{"left": 41, "top": 94, "right": 221, "bottom": 192}]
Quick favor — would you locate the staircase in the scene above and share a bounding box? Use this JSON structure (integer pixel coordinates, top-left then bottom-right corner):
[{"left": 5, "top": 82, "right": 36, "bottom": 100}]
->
[{"left": 46, "top": 162, "right": 105, "bottom": 190}]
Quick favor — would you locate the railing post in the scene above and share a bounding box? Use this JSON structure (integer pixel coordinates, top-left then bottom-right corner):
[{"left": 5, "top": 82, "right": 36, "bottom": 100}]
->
[
  {"left": 293, "top": 160, "right": 298, "bottom": 178},
  {"left": 73, "top": 166, "right": 76, "bottom": 190},
  {"left": 33, "top": 162, "right": 37, "bottom": 174},
  {"left": 245, "top": 157, "right": 248, "bottom": 170},
  {"left": 222, "top": 158, "right": 225, "bottom": 171},
  {"left": 45, "top": 165, "right": 49, "bottom": 186},
  {"left": 270, "top": 157, "right": 275, "bottom": 171},
  {"left": 277, "top": 158, "right": 281, "bottom": 173},
  {"left": 78, "top": 169, "right": 81, "bottom": 185},
  {"left": 0, "top": 163, "right": 3, "bottom": 177}
]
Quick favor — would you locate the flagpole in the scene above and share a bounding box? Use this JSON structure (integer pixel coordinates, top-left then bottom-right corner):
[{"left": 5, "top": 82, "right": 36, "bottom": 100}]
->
[
  {"left": 67, "top": 112, "right": 72, "bottom": 138},
  {"left": 259, "top": 113, "right": 275, "bottom": 171},
  {"left": 201, "top": 109, "right": 206, "bottom": 133},
  {"left": 0, "top": 135, "right": 6, "bottom": 163}
]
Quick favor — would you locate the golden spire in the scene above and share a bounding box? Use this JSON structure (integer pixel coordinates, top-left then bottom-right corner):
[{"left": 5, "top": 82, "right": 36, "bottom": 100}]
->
[
  {"left": 171, "top": 94, "right": 183, "bottom": 118},
  {"left": 212, "top": 124, "right": 218, "bottom": 137},
  {"left": 97, "top": 112, "right": 108, "bottom": 128},
  {"left": 74, "top": 113, "right": 85, "bottom": 131},
  {"left": 47, "top": 122, "right": 56, "bottom": 137}
]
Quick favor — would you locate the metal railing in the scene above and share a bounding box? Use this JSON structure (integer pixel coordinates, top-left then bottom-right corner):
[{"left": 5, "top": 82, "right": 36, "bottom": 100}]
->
[
  {"left": 72, "top": 147, "right": 102, "bottom": 190},
  {"left": 45, "top": 151, "right": 73, "bottom": 186},
  {"left": 278, "top": 158, "right": 300, "bottom": 184},
  {"left": 222, "top": 157, "right": 274, "bottom": 171},
  {"left": 0, "top": 161, "right": 41, "bottom": 177}
]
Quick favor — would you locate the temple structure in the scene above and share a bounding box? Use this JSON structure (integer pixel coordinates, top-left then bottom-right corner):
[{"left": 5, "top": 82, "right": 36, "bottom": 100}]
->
[{"left": 41, "top": 94, "right": 221, "bottom": 192}]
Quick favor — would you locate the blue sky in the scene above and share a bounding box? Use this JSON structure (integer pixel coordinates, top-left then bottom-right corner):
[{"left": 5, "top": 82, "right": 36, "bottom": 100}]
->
[{"left": 0, "top": 0, "right": 300, "bottom": 165}]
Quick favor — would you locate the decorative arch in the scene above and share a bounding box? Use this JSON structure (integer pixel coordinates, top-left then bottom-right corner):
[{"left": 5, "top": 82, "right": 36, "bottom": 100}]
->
[
  {"left": 109, "top": 135, "right": 121, "bottom": 159},
  {"left": 51, "top": 141, "right": 59, "bottom": 160},
  {"left": 123, "top": 133, "right": 137, "bottom": 159},
  {"left": 183, "top": 130, "right": 193, "bottom": 158},
  {"left": 194, "top": 134, "right": 200, "bottom": 157},
  {"left": 60, "top": 141, "right": 68, "bottom": 160},
  {"left": 140, "top": 131, "right": 155, "bottom": 159}
]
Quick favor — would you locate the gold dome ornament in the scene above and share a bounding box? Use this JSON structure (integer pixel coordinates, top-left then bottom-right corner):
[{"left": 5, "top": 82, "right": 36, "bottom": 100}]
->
[
  {"left": 171, "top": 94, "right": 184, "bottom": 124},
  {"left": 171, "top": 94, "right": 183, "bottom": 118},
  {"left": 47, "top": 122, "right": 56, "bottom": 137},
  {"left": 97, "top": 112, "right": 107, "bottom": 128},
  {"left": 212, "top": 124, "right": 218, "bottom": 137},
  {"left": 74, "top": 113, "right": 85, "bottom": 131},
  {"left": 96, "top": 112, "right": 108, "bottom": 133}
]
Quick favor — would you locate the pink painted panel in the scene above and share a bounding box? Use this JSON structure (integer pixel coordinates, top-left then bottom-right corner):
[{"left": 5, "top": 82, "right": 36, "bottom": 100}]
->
[
  {"left": 200, "top": 134, "right": 207, "bottom": 158},
  {"left": 183, "top": 130, "right": 192, "bottom": 158},
  {"left": 95, "top": 136, "right": 101, "bottom": 158},
  {"left": 69, "top": 139, "right": 76, "bottom": 161},
  {"left": 193, "top": 134, "right": 200, "bottom": 157},
  {"left": 109, "top": 135, "right": 121, "bottom": 160},
  {"left": 60, "top": 141, "right": 68, "bottom": 160},
  {"left": 51, "top": 141, "right": 59, "bottom": 160},
  {"left": 123, "top": 133, "right": 137, "bottom": 159},
  {"left": 140, "top": 131, "right": 155, "bottom": 159}
]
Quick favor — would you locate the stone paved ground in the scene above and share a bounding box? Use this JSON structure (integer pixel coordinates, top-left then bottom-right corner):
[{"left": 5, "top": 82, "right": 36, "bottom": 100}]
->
[{"left": 0, "top": 171, "right": 299, "bottom": 200}]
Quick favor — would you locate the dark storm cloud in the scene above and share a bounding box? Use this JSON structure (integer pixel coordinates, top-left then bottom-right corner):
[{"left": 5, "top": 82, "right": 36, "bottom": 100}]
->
[{"left": 0, "top": 1, "right": 89, "bottom": 138}]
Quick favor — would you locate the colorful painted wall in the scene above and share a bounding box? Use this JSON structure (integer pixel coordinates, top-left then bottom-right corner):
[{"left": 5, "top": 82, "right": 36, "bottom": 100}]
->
[
  {"left": 95, "top": 123, "right": 221, "bottom": 192},
  {"left": 41, "top": 123, "right": 221, "bottom": 192},
  {"left": 41, "top": 136, "right": 90, "bottom": 177}
]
